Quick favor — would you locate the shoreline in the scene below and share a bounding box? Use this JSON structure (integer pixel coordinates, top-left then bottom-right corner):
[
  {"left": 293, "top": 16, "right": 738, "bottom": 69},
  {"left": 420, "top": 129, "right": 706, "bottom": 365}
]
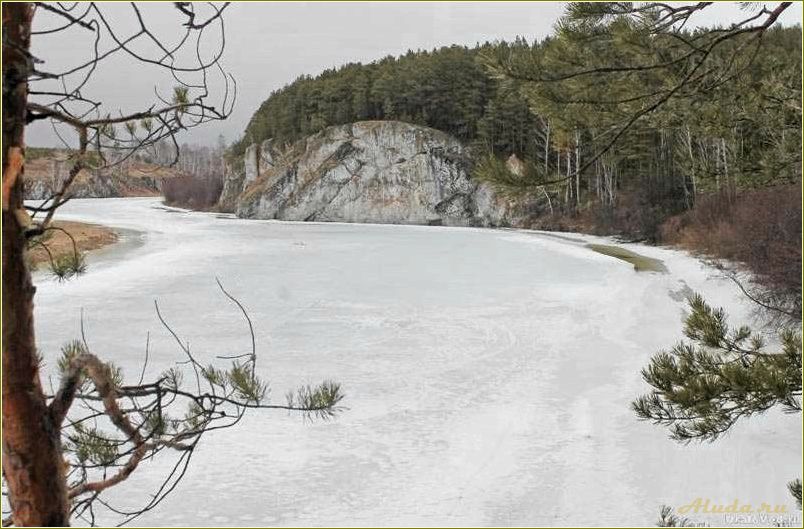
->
[
  {"left": 52, "top": 197, "right": 672, "bottom": 275},
  {"left": 28, "top": 220, "right": 119, "bottom": 271}
]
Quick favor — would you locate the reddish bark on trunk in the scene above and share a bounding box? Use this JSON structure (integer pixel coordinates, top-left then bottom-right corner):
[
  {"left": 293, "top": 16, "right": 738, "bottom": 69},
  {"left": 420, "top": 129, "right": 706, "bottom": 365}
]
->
[{"left": 2, "top": 3, "right": 71, "bottom": 526}]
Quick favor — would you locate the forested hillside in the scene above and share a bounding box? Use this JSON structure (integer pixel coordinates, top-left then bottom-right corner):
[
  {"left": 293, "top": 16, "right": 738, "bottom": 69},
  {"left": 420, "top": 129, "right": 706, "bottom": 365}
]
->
[
  {"left": 232, "top": 41, "right": 535, "bottom": 157},
  {"left": 234, "top": 27, "right": 800, "bottom": 208}
]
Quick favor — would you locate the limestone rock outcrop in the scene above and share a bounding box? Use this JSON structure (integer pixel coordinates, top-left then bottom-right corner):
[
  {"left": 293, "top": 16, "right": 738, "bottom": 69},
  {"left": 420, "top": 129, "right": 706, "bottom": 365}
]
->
[
  {"left": 24, "top": 152, "right": 180, "bottom": 199},
  {"left": 221, "top": 121, "right": 528, "bottom": 227}
]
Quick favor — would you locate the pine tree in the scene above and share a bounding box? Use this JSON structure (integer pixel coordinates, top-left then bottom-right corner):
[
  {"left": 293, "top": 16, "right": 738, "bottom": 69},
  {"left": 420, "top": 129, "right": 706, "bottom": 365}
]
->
[{"left": 633, "top": 293, "right": 801, "bottom": 512}]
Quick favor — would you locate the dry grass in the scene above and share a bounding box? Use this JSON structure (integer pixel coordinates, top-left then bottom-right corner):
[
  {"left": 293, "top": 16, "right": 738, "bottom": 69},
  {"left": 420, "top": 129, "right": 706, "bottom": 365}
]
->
[
  {"left": 28, "top": 221, "right": 118, "bottom": 270},
  {"left": 587, "top": 243, "right": 668, "bottom": 273}
]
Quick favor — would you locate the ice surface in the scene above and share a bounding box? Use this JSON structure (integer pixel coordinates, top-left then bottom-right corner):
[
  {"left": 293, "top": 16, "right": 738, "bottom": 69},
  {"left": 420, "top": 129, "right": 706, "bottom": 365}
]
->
[{"left": 30, "top": 198, "right": 801, "bottom": 527}]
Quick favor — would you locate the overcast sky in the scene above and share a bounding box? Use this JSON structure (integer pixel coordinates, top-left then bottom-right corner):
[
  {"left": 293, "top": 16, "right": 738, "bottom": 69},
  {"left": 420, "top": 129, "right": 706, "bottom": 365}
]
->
[{"left": 27, "top": 2, "right": 803, "bottom": 148}]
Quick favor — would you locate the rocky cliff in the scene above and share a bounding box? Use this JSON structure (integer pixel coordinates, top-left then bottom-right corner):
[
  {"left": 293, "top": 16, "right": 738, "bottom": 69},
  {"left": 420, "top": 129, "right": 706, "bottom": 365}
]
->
[
  {"left": 221, "top": 121, "right": 530, "bottom": 227},
  {"left": 24, "top": 150, "right": 183, "bottom": 199}
]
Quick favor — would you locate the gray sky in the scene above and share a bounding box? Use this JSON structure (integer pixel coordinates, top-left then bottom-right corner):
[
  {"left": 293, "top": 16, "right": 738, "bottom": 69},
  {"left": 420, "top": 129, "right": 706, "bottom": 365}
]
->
[{"left": 27, "top": 2, "right": 803, "bottom": 148}]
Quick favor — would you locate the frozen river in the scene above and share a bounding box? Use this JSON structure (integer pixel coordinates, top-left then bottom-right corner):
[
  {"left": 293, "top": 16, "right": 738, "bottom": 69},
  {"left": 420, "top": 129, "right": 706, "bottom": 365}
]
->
[{"left": 32, "top": 198, "right": 801, "bottom": 527}]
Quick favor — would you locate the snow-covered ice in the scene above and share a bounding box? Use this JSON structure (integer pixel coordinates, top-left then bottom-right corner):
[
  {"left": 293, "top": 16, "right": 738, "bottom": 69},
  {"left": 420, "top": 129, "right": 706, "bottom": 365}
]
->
[{"left": 31, "top": 198, "right": 801, "bottom": 527}]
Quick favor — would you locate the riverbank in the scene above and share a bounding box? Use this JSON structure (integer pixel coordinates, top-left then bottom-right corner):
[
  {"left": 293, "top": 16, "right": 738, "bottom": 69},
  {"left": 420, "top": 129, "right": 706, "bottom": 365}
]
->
[
  {"left": 528, "top": 184, "right": 801, "bottom": 317},
  {"left": 28, "top": 221, "right": 118, "bottom": 270}
]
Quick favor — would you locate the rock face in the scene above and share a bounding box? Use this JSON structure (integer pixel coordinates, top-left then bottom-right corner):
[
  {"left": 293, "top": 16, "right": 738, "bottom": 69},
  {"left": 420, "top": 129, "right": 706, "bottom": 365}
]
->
[
  {"left": 218, "top": 161, "right": 246, "bottom": 212},
  {"left": 24, "top": 153, "right": 181, "bottom": 199},
  {"left": 222, "top": 121, "right": 524, "bottom": 227},
  {"left": 219, "top": 138, "right": 280, "bottom": 212}
]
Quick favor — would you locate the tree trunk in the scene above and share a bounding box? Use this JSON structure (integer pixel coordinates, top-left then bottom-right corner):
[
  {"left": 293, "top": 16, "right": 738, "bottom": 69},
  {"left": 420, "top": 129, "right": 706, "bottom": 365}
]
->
[
  {"left": 543, "top": 118, "right": 550, "bottom": 174},
  {"left": 685, "top": 126, "right": 697, "bottom": 201},
  {"left": 2, "top": 3, "right": 71, "bottom": 526},
  {"left": 574, "top": 129, "right": 580, "bottom": 208}
]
